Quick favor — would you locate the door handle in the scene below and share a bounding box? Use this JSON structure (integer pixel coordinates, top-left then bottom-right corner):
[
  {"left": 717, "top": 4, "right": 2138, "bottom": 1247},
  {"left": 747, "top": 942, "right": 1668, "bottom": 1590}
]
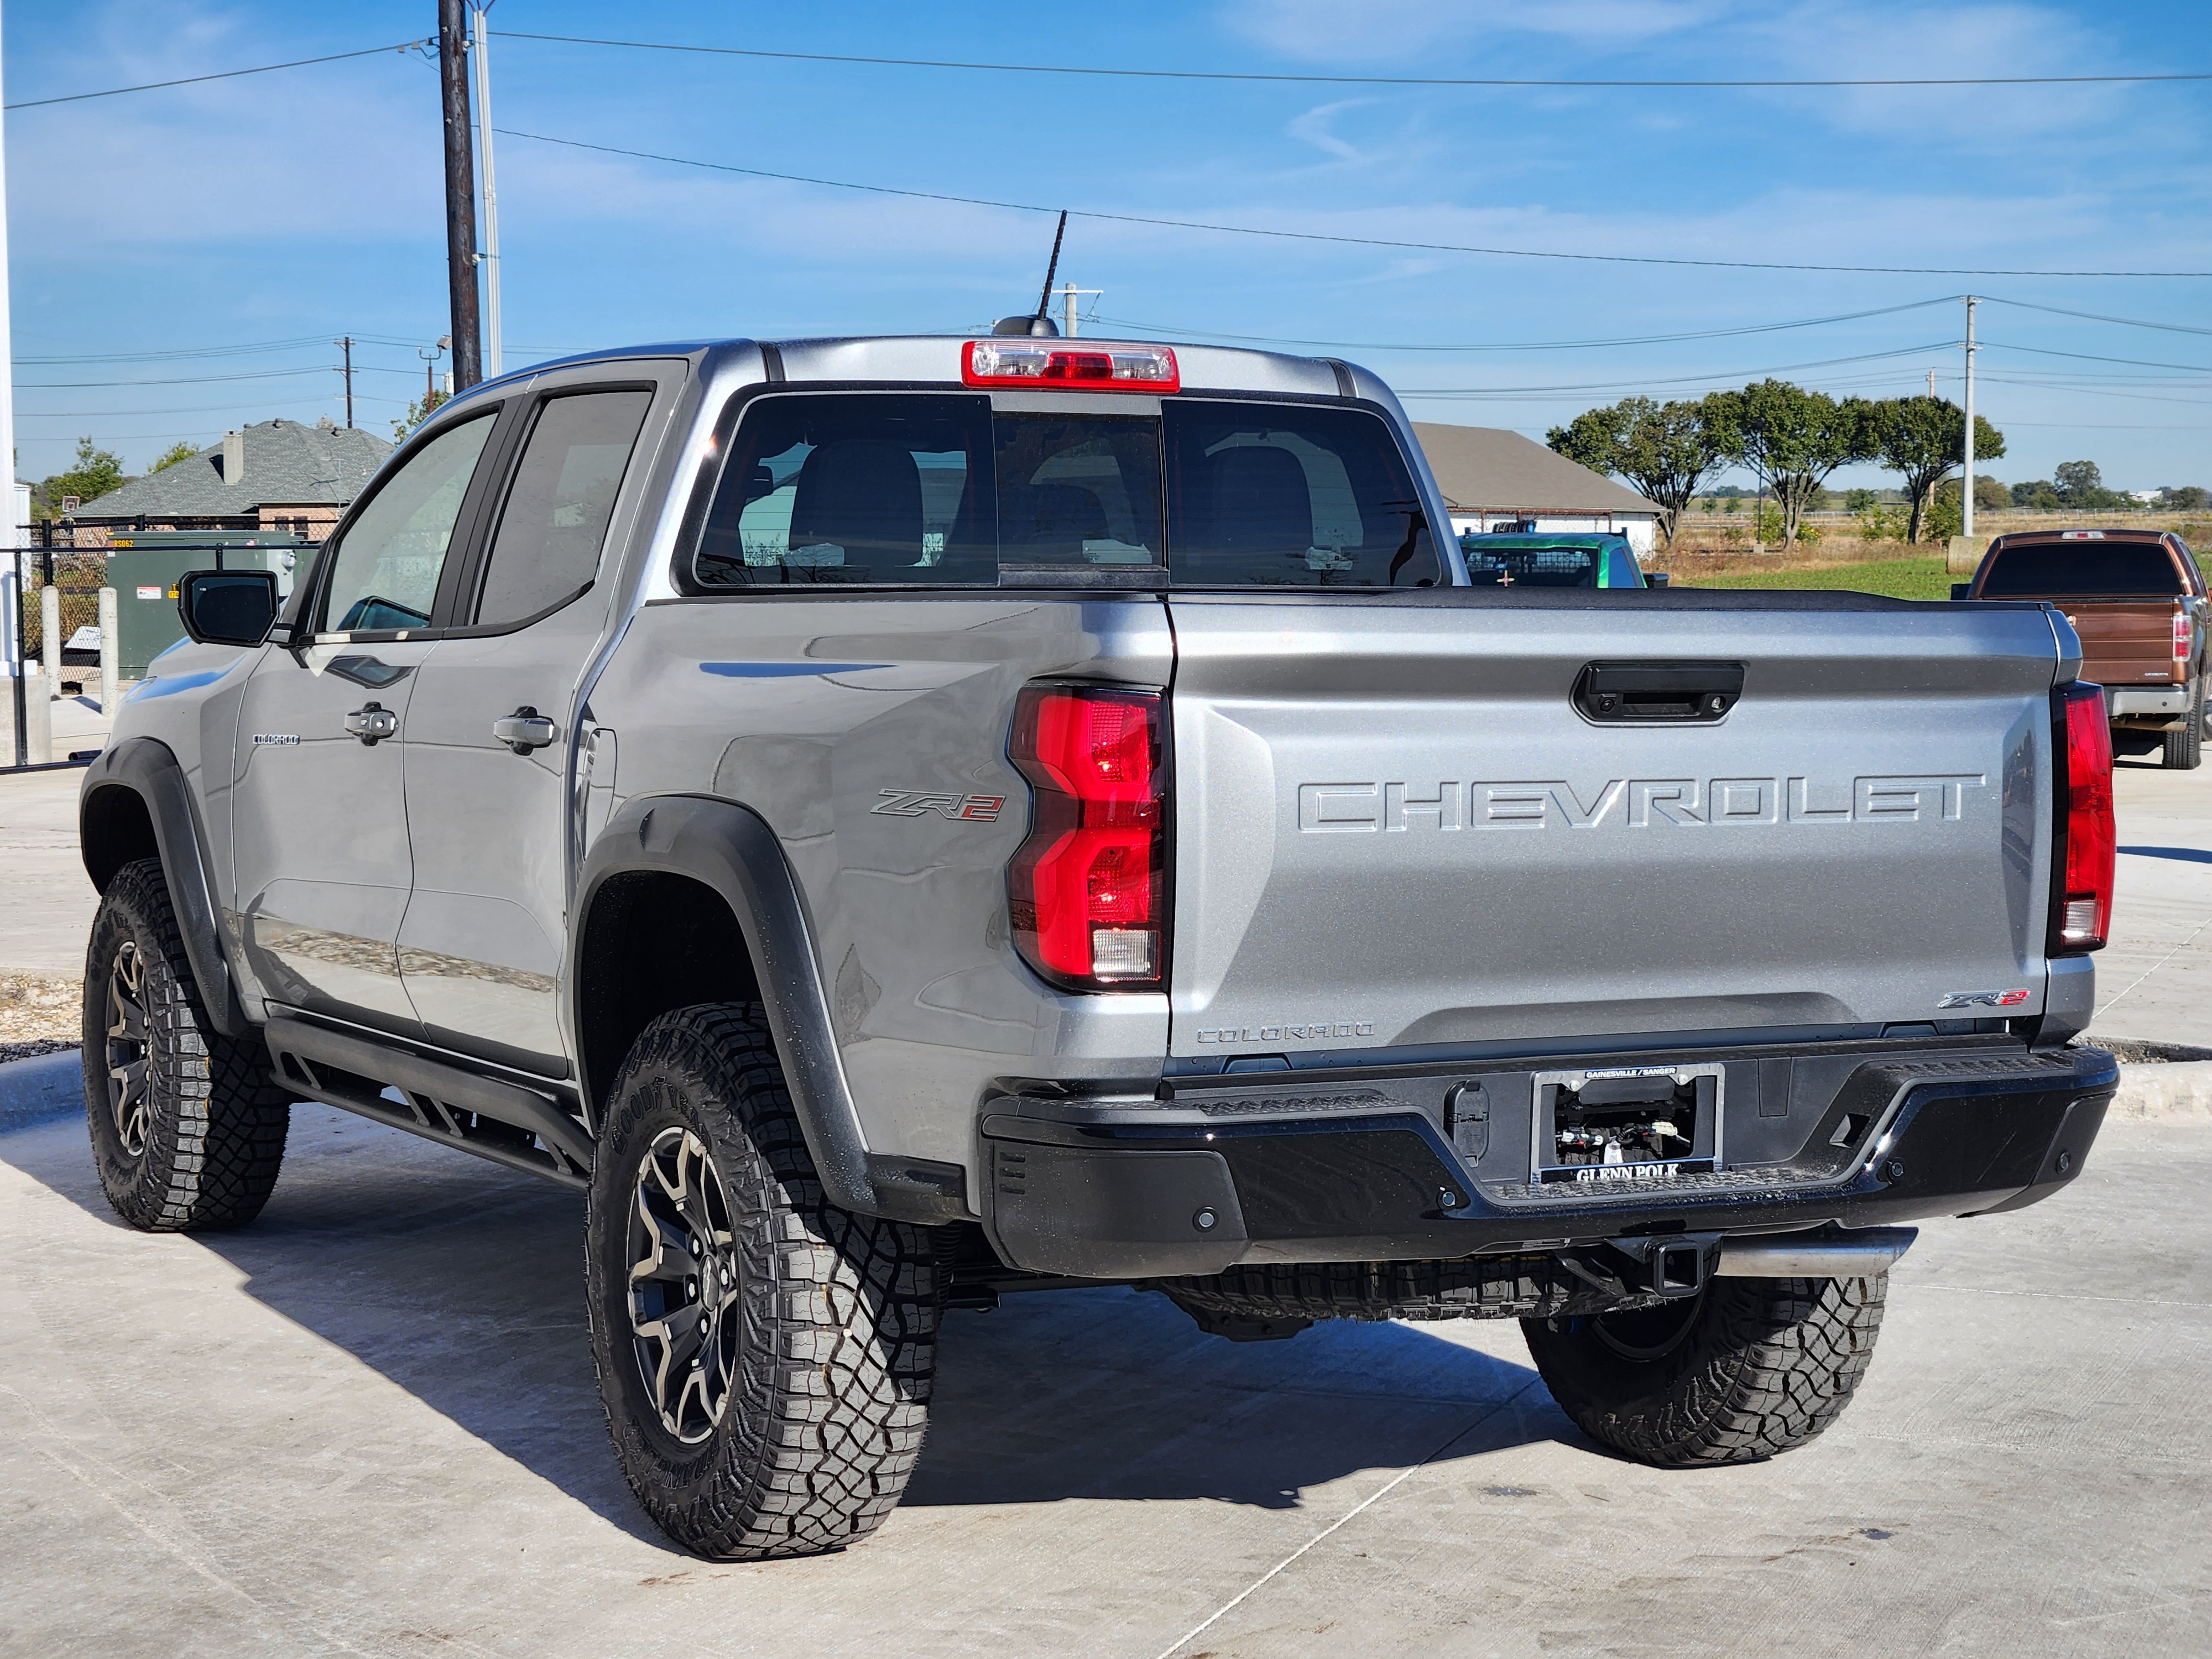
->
[
  {"left": 493, "top": 706, "right": 557, "bottom": 754},
  {"left": 344, "top": 701, "right": 398, "bottom": 745}
]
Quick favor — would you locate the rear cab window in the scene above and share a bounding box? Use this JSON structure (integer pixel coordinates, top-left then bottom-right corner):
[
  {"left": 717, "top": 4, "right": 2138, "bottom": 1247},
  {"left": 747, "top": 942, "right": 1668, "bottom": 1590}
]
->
[
  {"left": 688, "top": 391, "right": 1440, "bottom": 590},
  {"left": 1462, "top": 535, "right": 1644, "bottom": 589},
  {"left": 1980, "top": 541, "right": 2188, "bottom": 598}
]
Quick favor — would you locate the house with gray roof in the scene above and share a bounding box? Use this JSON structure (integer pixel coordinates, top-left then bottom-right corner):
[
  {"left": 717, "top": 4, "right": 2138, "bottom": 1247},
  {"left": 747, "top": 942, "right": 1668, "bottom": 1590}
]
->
[
  {"left": 61, "top": 418, "right": 391, "bottom": 546},
  {"left": 1412, "top": 422, "right": 1662, "bottom": 552}
]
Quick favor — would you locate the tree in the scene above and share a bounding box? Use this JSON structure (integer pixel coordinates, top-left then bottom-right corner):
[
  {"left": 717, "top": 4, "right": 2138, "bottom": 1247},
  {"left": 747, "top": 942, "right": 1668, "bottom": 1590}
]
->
[
  {"left": 1546, "top": 393, "right": 1731, "bottom": 547},
  {"left": 392, "top": 389, "right": 449, "bottom": 441},
  {"left": 35, "top": 436, "right": 128, "bottom": 518},
  {"left": 149, "top": 440, "right": 200, "bottom": 473},
  {"left": 1863, "top": 396, "right": 2006, "bottom": 544},
  {"left": 1708, "top": 380, "right": 1877, "bottom": 549},
  {"left": 2159, "top": 485, "right": 2210, "bottom": 510},
  {"left": 2053, "top": 460, "right": 2104, "bottom": 502}
]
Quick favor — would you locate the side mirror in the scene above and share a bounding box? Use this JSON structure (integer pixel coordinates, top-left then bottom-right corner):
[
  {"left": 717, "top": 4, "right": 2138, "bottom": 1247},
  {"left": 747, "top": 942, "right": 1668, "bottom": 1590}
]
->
[
  {"left": 178, "top": 568, "right": 278, "bottom": 647},
  {"left": 1645, "top": 571, "right": 1671, "bottom": 589},
  {"left": 1950, "top": 582, "right": 1974, "bottom": 601}
]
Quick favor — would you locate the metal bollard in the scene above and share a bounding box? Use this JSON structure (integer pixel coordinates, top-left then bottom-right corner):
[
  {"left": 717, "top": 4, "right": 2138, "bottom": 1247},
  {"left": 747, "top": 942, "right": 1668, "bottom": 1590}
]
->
[
  {"left": 98, "top": 587, "right": 119, "bottom": 714},
  {"left": 40, "top": 585, "right": 61, "bottom": 690},
  {"left": 23, "top": 670, "right": 53, "bottom": 764}
]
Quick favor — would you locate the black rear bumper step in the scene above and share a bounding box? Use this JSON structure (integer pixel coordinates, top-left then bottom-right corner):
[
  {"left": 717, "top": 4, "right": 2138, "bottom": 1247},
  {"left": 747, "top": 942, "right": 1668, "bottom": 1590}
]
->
[{"left": 979, "top": 1045, "right": 2116, "bottom": 1279}]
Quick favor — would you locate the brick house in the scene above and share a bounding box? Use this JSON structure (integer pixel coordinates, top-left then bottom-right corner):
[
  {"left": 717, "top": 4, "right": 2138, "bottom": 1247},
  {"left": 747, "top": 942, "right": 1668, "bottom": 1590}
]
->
[{"left": 60, "top": 417, "right": 391, "bottom": 546}]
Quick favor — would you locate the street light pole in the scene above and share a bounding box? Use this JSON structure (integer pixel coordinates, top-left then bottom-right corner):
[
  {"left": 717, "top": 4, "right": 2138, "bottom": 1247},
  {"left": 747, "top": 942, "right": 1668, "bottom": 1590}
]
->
[
  {"left": 471, "top": 4, "right": 502, "bottom": 378},
  {"left": 439, "top": 0, "right": 482, "bottom": 390}
]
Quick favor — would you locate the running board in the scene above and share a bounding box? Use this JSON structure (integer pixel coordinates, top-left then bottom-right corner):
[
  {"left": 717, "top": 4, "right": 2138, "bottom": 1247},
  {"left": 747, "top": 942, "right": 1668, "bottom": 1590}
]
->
[
  {"left": 1713, "top": 1226, "right": 1917, "bottom": 1277},
  {"left": 265, "top": 1013, "right": 593, "bottom": 1189}
]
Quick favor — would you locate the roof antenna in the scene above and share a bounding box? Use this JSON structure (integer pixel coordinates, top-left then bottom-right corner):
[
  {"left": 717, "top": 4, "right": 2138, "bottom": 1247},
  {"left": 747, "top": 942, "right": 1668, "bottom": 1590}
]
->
[{"left": 992, "top": 211, "right": 1066, "bottom": 337}]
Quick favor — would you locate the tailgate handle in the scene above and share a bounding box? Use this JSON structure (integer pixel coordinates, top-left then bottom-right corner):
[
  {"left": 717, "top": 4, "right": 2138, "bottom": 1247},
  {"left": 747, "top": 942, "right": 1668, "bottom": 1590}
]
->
[{"left": 1575, "top": 661, "right": 1745, "bottom": 723}]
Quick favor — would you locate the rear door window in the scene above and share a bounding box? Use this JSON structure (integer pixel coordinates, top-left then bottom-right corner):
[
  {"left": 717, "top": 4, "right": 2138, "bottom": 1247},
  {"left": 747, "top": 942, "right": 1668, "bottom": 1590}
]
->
[
  {"left": 473, "top": 389, "right": 654, "bottom": 626},
  {"left": 1980, "top": 543, "right": 2187, "bottom": 598},
  {"left": 1163, "top": 402, "right": 1439, "bottom": 588}
]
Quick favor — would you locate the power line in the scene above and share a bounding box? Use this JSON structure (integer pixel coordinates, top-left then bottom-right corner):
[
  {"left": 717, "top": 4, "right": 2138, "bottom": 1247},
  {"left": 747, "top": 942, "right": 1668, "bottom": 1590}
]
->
[
  {"left": 1089, "top": 297, "right": 1960, "bottom": 353},
  {"left": 1983, "top": 295, "right": 2212, "bottom": 337},
  {"left": 499, "top": 30, "right": 2212, "bottom": 91},
  {"left": 2, "top": 40, "right": 432, "bottom": 111},
  {"left": 1391, "top": 342, "right": 1958, "bottom": 398},
  {"left": 1983, "top": 340, "right": 2212, "bottom": 373},
  {"left": 497, "top": 128, "right": 2212, "bottom": 279}
]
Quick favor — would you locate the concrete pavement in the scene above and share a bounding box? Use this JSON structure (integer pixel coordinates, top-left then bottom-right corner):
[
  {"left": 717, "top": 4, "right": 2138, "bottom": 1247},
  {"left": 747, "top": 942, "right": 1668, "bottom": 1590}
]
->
[
  {"left": 1, "top": 1102, "right": 2205, "bottom": 1658},
  {"left": 2086, "top": 756, "right": 2212, "bottom": 1050}
]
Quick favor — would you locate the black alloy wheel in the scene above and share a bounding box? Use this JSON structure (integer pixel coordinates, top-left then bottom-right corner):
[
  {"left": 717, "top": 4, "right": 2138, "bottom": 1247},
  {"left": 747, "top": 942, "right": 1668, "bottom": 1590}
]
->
[
  {"left": 627, "top": 1125, "right": 743, "bottom": 1445},
  {"left": 104, "top": 938, "right": 152, "bottom": 1158}
]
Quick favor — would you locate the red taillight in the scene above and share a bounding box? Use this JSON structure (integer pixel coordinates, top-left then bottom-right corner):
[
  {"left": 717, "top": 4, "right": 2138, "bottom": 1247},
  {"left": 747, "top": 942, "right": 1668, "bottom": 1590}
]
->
[
  {"left": 1008, "top": 686, "right": 1167, "bottom": 988},
  {"left": 2051, "top": 681, "right": 2115, "bottom": 954},
  {"left": 962, "top": 340, "right": 1179, "bottom": 392},
  {"left": 2174, "top": 609, "right": 2193, "bottom": 664}
]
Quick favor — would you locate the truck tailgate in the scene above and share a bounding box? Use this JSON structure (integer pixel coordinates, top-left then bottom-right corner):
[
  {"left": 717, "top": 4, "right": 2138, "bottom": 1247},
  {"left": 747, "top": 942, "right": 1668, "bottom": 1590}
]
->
[
  {"left": 1166, "top": 592, "right": 2064, "bottom": 1060},
  {"left": 2062, "top": 598, "right": 2179, "bottom": 688}
]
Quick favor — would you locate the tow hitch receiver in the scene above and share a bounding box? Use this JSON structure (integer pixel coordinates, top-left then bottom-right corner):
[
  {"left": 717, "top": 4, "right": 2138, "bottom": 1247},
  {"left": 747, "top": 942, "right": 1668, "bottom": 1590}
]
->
[{"left": 1609, "top": 1233, "right": 1719, "bottom": 1299}]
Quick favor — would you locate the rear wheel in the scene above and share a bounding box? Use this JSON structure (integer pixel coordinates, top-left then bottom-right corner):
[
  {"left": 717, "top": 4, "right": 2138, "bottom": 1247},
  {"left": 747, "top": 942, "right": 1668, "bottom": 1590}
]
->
[
  {"left": 2163, "top": 679, "right": 2203, "bottom": 769},
  {"left": 81, "top": 858, "right": 290, "bottom": 1231},
  {"left": 585, "top": 1004, "right": 938, "bottom": 1559},
  {"left": 1521, "top": 1274, "right": 1887, "bottom": 1465}
]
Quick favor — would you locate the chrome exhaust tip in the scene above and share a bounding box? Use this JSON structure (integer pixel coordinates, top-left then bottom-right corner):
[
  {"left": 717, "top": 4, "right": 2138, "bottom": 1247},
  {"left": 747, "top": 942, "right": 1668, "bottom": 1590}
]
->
[{"left": 1713, "top": 1225, "right": 1918, "bottom": 1278}]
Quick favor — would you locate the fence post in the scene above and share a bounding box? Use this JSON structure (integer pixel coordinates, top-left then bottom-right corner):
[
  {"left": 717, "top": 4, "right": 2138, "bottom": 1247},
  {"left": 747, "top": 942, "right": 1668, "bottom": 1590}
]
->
[
  {"left": 4, "top": 558, "right": 24, "bottom": 768},
  {"left": 98, "top": 586, "right": 119, "bottom": 713},
  {"left": 24, "top": 670, "right": 52, "bottom": 764},
  {"left": 39, "top": 582, "right": 60, "bottom": 689}
]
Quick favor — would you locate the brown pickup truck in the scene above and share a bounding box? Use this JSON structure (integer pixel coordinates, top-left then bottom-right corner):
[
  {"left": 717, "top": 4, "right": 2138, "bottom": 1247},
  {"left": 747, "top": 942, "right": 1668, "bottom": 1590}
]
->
[{"left": 1956, "top": 528, "right": 2209, "bottom": 769}]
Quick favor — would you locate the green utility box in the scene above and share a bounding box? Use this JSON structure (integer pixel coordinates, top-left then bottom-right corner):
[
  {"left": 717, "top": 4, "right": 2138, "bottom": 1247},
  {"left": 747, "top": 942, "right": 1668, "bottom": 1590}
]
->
[{"left": 103, "top": 532, "right": 306, "bottom": 677}]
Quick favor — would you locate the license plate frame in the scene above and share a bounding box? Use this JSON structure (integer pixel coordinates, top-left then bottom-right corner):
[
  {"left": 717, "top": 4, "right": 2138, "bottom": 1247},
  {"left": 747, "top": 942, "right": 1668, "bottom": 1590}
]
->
[{"left": 1528, "top": 1063, "right": 1725, "bottom": 1188}]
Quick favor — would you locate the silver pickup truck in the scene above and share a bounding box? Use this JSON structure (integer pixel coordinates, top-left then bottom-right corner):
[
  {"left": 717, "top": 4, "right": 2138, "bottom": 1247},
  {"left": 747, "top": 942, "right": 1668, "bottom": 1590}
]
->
[{"left": 76, "top": 332, "right": 2119, "bottom": 1561}]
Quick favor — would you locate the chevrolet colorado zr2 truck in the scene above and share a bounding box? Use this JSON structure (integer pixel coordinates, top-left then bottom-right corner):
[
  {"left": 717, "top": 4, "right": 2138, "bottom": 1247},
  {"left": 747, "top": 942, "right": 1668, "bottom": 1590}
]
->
[{"left": 77, "top": 333, "right": 2119, "bottom": 1561}]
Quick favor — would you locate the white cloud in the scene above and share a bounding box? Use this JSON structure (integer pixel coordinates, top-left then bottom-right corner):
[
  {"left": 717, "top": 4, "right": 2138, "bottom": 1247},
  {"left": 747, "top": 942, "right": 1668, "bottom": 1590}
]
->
[
  {"left": 1222, "top": 0, "right": 1717, "bottom": 60},
  {"left": 1286, "top": 100, "right": 1374, "bottom": 160}
]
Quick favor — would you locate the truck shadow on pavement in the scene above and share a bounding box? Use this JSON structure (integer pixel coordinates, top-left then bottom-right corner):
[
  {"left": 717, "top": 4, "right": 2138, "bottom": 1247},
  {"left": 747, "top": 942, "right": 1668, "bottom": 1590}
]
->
[{"left": 9, "top": 1104, "right": 1563, "bottom": 1547}]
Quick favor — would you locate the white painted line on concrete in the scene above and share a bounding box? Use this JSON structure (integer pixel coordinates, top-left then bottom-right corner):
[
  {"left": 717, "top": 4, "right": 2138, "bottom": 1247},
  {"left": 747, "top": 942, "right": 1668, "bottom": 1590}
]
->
[{"left": 1152, "top": 1379, "right": 1543, "bottom": 1659}]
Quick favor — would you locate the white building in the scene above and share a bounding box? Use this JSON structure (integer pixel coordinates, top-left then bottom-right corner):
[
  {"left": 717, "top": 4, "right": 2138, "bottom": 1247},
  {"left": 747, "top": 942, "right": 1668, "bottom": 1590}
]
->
[{"left": 1412, "top": 422, "right": 1665, "bottom": 555}]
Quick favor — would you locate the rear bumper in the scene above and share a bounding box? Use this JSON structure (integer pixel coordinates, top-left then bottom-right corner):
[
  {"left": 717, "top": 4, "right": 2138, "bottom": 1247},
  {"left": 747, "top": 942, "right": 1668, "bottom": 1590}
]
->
[
  {"left": 979, "top": 1041, "right": 2116, "bottom": 1279},
  {"left": 2110, "top": 685, "right": 2188, "bottom": 717}
]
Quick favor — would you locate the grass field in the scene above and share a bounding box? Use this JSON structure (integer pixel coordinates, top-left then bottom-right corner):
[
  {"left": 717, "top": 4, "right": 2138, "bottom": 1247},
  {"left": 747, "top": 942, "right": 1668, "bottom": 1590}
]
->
[
  {"left": 1680, "top": 555, "right": 1953, "bottom": 599},
  {"left": 1667, "top": 546, "right": 2212, "bottom": 601}
]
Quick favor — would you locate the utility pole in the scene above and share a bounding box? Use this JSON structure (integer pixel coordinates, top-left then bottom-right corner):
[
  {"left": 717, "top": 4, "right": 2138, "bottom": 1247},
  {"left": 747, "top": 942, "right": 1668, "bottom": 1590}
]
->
[
  {"left": 1927, "top": 368, "right": 1937, "bottom": 399},
  {"left": 336, "top": 336, "right": 355, "bottom": 428},
  {"left": 1962, "top": 295, "right": 1979, "bottom": 540},
  {"left": 1055, "top": 281, "right": 1102, "bottom": 338},
  {"left": 0, "top": 6, "right": 24, "bottom": 768},
  {"left": 420, "top": 337, "right": 449, "bottom": 406},
  {"left": 439, "top": 0, "right": 482, "bottom": 390},
  {"left": 470, "top": 4, "right": 502, "bottom": 378}
]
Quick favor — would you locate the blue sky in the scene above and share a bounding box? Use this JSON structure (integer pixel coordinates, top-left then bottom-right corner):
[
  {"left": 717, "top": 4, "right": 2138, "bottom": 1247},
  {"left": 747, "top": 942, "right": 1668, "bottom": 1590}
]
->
[{"left": 7, "top": 0, "right": 2209, "bottom": 491}]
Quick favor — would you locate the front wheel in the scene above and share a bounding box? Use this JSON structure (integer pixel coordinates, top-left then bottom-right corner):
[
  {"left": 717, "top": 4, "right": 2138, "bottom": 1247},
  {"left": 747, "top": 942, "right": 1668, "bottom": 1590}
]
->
[
  {"left": 82, "top": 858, "right": 290, "bottom": 1231},
  {"left": 585, "top": 1004, "right": 938, "bottom": 1559},
  {"left": 1521, "top": 1274, "right": 1887, "bottom": 1466}
]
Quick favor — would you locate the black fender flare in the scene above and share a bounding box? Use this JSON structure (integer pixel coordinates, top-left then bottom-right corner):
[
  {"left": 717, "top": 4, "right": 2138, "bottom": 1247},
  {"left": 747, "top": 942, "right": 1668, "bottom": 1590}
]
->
[
  {"left": 573, "top": 794, "right": 880, "bottom": 1216},
  {"left": 79, "top": 737, "right": 249, "bottom": 1037}
]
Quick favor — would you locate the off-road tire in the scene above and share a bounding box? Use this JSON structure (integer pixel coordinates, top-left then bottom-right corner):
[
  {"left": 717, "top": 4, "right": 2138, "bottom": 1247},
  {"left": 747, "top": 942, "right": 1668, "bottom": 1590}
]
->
[
  {"left": 1521, "top": 1274, "right": 1887, "bottom": 1466},
  {"left": 2162, "top": 679, "right": 2203, "bottom": 770},
  {"left": 585, "top": 1003, "right": 938, "bottom": 1559},
  {"left": 82, "top": 858, "right": 290, "bottom": 1231}
]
